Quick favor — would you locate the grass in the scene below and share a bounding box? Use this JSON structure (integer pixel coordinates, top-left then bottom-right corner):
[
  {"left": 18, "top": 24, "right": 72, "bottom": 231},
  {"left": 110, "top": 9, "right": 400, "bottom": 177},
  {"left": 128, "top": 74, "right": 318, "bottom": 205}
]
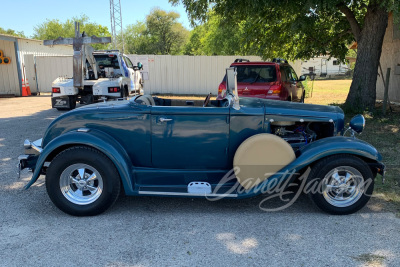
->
[
  {"left": 359, "top": 107, "right": 400, "bottom": 216},
  {"left": 304, "top": 79, "right": 352, "bottom": 105}
]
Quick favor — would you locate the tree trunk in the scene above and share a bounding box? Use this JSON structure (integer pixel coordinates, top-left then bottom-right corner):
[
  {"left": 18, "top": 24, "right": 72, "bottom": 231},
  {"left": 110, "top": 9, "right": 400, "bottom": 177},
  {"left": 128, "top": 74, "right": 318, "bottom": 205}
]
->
[{"left": 345, "top": 5, "right": 388, "bottom": 112}]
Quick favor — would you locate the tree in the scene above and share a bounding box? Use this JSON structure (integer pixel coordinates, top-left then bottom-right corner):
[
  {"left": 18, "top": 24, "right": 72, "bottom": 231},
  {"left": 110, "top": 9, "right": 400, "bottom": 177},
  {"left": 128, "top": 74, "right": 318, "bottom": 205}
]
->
[
  {"left": 145, "top": 8, "right": 189, "bottom": 55},
  {"left": 123, "top": 22, "right": 152, "bottom": 54},
  {"left": 33, "top": 15, "right": 111, "bottom": 49},
  {"left": 172, "top": 0, "right": 400, "bottom": 111},
  {"left": 0, "top": 27, "right": 26, "bottom": 38},
  {"left": 184, "top": 11, "right": 249, "bottom": 55}
]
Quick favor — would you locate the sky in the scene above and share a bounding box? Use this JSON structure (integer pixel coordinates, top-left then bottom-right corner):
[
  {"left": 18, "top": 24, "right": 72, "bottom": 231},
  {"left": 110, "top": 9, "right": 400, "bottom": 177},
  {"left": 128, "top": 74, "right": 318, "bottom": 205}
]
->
[{"left": 1, "top": 0, "right": 192, "bottom": 38}]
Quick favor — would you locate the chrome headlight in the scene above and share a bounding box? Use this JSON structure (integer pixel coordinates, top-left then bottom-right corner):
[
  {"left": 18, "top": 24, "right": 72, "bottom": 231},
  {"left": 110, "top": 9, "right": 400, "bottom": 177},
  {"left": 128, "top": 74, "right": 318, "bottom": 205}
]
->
[{"left": 349, "top": 114, "right": 365, "bottom": 134}]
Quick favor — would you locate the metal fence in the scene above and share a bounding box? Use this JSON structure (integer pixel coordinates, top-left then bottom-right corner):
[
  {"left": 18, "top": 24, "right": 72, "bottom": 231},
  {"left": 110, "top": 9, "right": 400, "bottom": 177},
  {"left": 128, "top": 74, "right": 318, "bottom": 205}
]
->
[
  {"left": 35, "top": 56, "right": 73, "bottom": 93},
  {"left": 127, "top": 55, "right": 265, "bottom": 95}
]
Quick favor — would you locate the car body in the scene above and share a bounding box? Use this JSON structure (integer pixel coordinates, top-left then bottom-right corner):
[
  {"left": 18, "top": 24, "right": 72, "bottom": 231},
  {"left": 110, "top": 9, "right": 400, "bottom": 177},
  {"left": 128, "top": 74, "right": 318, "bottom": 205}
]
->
[
  {"left": 18, "top": 69, "right": 384, "bottom": 216},
  {"left": 217, "top": 59, "right": 305, "bottom": 102}
]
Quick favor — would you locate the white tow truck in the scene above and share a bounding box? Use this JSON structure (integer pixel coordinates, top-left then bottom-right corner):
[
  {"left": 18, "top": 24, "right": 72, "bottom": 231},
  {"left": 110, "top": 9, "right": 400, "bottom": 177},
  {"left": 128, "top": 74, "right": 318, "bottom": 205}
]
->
[{"left": 51, "top": 50, "right": 143, "bottom": 110}]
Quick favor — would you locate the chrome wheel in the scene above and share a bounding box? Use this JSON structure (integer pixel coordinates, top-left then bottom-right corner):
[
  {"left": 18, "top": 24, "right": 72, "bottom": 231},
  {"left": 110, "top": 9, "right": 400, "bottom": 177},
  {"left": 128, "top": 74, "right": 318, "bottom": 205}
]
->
[
  {"left": 59, "top": 163, "right": 103, "bottom": 205},
  {"left": 322, "top": 166, "right": 364, "bottom": 208}
]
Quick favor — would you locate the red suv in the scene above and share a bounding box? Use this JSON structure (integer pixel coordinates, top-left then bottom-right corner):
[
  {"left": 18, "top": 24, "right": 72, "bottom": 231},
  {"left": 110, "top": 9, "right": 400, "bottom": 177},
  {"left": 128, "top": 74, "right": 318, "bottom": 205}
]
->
[{"left": 217, "top": 59, "right": 306, "bottom": 102}]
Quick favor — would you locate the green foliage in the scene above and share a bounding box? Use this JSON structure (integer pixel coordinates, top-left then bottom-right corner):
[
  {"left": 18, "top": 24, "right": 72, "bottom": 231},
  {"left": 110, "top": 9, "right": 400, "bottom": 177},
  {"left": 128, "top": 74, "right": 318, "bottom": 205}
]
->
[
  {"left": 145, "top": 8, "right": 189, "bottom": 54},
  {"left": 122, "top": 22, "right": 150, "bottom": 54},
  {"left": 32, "top": 15, "right": 111, "bottom": 49},
  {"left": 171, "top": 0, "right": 398, "bottom": 61},
  {"left": 184, "top": 11, "right": 250, "bottom": 55},
  {"left": 346, "top": 49, "right": 357, "bottom": 58},
  {"left": 0, "top": 27, "right": 26, "bottom": 38},
  {"left": 123, "top": 8, "right": 189, "bottom": 55}
]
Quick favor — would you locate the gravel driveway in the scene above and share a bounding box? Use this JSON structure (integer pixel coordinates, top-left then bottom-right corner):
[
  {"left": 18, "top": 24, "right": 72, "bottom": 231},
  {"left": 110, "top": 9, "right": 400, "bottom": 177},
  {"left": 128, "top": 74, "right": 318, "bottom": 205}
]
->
[{"left": 1, "top": 96, "right": 399, "bottom": 267}]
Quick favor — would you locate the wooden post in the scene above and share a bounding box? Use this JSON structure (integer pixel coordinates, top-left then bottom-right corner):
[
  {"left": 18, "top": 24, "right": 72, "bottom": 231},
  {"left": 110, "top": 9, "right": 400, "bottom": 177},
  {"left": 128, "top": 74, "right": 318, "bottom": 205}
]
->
[{"left": 382, "top": 68, "right": 391, "bottom": 116}]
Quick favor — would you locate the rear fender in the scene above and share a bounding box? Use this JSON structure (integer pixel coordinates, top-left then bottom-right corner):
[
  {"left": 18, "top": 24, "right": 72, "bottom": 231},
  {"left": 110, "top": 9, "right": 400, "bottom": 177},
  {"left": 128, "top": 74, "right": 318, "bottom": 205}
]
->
[{"left": 25, "top": 129, "right": 135, "bottom": 194}]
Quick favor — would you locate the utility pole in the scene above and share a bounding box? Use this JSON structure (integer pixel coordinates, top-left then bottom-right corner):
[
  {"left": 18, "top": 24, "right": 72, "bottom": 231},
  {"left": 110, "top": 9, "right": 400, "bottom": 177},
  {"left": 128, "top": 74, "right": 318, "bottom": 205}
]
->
[{"left": 110, "top": 0, "right": 124, "bottom": 52}]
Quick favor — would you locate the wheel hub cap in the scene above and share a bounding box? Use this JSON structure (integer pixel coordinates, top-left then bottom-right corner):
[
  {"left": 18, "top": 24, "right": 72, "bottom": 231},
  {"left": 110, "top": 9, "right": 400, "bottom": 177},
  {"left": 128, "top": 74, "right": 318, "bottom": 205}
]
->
[
  {"left": 78, "top": 180, "right": 87, "bottom": 188},
  {"left": 322, "top": 166, "right": 364, "bottom": 208},
  {"left": 59, "top": 163, "right": 104, "bottom": 205}
]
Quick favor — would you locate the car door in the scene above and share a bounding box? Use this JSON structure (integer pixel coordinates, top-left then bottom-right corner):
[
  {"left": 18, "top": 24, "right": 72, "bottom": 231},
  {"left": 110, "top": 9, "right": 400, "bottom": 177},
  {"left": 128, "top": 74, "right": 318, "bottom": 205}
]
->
[
  {"left": 151, "top": 106, "right": 230, "bottom": 170},
  {"left": 280, "top": 65, "right": 297, "bottom": 101},
  {"left": 123, "top": 56, "right": 136, "bottom": 92},
  {"left": 289, "top": 66, "right": 304, "bottom": 101}
]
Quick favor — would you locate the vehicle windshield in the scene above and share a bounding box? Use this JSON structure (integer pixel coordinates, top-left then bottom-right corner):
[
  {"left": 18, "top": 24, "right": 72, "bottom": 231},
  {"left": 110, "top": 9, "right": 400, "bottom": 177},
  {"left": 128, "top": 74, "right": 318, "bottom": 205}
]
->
[
  {"left": 236, "top": 65, "right": 277, "bottom": 83},
  {"left": 94, "top": 55, "right": 120, "bottom": 69}
]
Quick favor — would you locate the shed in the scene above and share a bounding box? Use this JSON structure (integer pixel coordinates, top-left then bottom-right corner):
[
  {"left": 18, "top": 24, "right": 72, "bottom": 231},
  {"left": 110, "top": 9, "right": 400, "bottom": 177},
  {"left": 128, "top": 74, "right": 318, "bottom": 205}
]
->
[
  {"left": 377, "top": 13, "right": 400, "bottom": 102},
  {"left": 0, "top": 34, "right": 72, "bottom": 96}
]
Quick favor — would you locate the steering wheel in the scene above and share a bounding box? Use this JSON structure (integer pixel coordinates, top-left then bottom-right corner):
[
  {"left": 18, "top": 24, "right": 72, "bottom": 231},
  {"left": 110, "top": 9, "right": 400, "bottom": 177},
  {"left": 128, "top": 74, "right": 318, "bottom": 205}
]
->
[{"left": 203, "top": 93, "right": 212, "bottom": 107}]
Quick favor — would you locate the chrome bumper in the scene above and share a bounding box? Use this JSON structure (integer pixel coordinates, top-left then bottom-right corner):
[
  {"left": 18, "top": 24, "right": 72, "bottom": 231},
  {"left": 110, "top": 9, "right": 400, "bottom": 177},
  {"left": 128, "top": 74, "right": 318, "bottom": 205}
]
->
[{"left": 17, "top": 138, "right": 42, "bottom": 179}]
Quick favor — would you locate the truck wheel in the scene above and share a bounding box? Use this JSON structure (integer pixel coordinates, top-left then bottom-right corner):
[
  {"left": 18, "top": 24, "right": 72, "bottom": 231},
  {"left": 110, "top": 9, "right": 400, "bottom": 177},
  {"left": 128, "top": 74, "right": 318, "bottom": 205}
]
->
[
  {"left": 68, "top": 95, "right": 76, "bottom": 110},
  {"left": 307, "top": 155, "right": 374, "bottom": 215},
  {"left": 45, "top": 146, "right": 121, "bottom": 216},
  {"left": 120, "top": 86, "right": 127, "bottom": 98}
]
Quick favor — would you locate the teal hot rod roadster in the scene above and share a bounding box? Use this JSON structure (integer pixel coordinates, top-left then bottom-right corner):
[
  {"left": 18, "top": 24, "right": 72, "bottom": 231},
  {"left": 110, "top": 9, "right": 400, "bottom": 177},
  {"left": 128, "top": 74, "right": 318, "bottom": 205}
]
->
[{"left": 18, "top": 68, "right": 384, "bottom": 216}]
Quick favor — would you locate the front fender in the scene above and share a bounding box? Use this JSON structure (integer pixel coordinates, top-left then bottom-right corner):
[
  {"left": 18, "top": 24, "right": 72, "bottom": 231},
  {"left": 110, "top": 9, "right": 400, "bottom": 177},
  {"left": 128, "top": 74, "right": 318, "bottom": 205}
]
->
[
  {"left": 295, "top": 136, "right": 382, "bottom": 167},
  {"left": 25, "top": 129, "right": 135, "bottom": 194}
]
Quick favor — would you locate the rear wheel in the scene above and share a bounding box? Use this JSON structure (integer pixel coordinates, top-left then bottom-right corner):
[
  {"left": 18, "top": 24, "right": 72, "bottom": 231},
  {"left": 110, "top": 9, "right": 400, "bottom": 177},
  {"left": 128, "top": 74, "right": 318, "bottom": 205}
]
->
[
  {"left": 46, "top": 146, "right": 121, "bottom": 216},
  {"left": 307, "top": 155, "right": 374, "bottom": 215}
]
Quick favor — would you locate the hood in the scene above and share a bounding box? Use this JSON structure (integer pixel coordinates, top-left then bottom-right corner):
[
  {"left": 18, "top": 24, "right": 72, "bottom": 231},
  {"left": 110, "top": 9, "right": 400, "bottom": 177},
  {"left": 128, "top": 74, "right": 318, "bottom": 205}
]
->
[
  {"left": 42, "top": 100, "right": 139, "bottom": 147},
  {"left": 75, "top": 99, "right": 131, "bottom": 110},
  {"left": 263, "top": 98, "right": 343, "bottom": 115},
  {"left": 239, "top": 97, "right": 342, "bottom": 114},
  {"left": 239, "top": 97, "right": 345, "bottom": 133}
]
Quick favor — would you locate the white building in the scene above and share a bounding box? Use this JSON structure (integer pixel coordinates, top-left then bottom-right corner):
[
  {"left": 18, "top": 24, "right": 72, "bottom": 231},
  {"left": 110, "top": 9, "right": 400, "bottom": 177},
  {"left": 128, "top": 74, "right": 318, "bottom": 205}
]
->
[
  {"left": 0, "top": 34, "right": 72, "bottom": 96},
  {"left": 301, "top": 56, "right": 351, "bottom": 77}
]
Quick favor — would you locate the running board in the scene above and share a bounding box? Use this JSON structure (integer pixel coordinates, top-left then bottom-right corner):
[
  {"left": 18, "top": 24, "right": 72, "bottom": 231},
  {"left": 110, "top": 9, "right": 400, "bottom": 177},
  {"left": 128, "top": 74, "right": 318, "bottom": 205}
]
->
[{"left": 138, "top": 191, "right": 238, "bottom": 198}]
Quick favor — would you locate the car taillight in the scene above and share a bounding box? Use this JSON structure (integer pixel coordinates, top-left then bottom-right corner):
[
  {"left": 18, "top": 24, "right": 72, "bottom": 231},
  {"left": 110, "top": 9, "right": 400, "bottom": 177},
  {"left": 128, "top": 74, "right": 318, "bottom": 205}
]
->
[
  {"left": 108, "top": 87, "right": 120, "bottom": 93},
  {"left": 52, "top": 87, "right": 60, "bottom": 93},
  {"left": 267, "top": 85, "right": 281, "bottom": 96},
  {"left": 218, "top": 83, "right": 226, "bottom": 98}
]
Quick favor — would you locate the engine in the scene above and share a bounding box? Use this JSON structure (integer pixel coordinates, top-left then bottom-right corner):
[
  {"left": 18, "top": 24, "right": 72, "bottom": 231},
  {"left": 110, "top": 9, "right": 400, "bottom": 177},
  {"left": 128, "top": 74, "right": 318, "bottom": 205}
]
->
[{"left": 271, "top": 121, "right": 317, "bottom": 148}]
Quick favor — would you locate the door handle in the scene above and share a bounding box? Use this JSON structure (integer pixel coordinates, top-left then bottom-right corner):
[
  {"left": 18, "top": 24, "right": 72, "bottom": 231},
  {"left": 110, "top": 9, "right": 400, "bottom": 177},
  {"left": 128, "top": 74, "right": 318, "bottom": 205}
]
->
[{"left": 159, "top": 117, "right": 173, "bottom": 122}]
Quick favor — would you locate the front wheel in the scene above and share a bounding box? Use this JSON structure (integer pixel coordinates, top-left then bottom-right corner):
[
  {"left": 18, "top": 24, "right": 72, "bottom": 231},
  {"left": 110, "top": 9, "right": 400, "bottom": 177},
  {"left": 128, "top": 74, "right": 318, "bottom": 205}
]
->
[
  {"left": 46, "top": 146, "right": 121, "bottom": 216},
  {"left": 307, "top": 155, "right": 374, "bottom": 215}
]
